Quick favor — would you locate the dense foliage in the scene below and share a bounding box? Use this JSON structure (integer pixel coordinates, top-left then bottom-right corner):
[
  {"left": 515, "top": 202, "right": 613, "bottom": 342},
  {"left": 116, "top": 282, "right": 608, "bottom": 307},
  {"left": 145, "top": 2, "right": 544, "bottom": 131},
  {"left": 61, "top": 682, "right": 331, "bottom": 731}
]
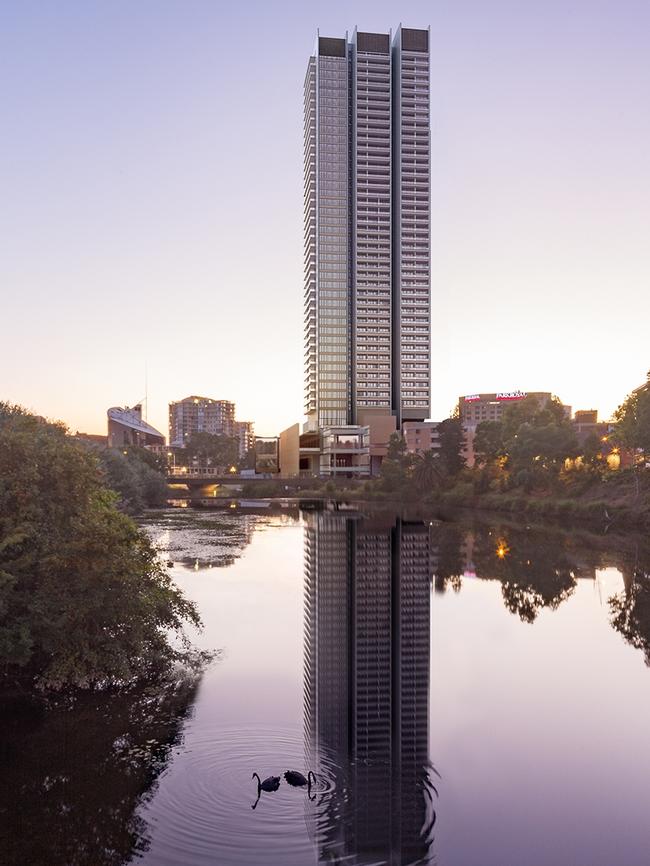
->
[
  {"left": 614, "top": 371, "right": 650, "bottom": 458},
  {"left": 0, "top": 404, "right": 201, "bottom": 691},
  {"left": 183, "top": 432, "right": 239, "bottom": 469},
  {"left": 96, "top": 445, "right": 169, "bottom": 512}
]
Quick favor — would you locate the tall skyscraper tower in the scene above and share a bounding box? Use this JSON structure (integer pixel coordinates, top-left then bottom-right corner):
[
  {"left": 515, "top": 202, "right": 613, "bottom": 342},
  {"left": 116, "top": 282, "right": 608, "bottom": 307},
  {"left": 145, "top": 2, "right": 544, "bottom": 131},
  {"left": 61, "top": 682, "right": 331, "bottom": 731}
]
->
[{"left": 304, "top": 26, "right": 431, "bottom": 435}]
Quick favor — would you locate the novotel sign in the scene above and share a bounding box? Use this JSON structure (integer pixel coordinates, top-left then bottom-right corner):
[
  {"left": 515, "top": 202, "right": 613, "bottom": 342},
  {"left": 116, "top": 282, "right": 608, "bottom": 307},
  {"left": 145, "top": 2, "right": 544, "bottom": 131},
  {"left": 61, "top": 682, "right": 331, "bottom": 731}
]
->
[{"left": 463, "top": 391, "right": 527, "bottom": 403}]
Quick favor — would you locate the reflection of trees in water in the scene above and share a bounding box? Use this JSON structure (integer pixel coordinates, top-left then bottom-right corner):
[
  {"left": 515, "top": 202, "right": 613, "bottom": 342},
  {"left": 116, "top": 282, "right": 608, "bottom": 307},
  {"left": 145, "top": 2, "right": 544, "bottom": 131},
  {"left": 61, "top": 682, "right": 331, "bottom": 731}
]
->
[
  {"left": 0, "top": 675, "right": 199, "bottom": 866},
  {"left": 433, "top": 523, "right": 582, "bottom": 623},
  {"left": 610, "top": 564, "right": 650, "bottom": 666},
  {"left": 432, "top": 520, "right": 650, "bottom": 644},
  {"left": 473, "top": 528, "right": 577, "bottom": 623},
  {"left": 431, "top": 523, "right": 465, "bottom": 595}
]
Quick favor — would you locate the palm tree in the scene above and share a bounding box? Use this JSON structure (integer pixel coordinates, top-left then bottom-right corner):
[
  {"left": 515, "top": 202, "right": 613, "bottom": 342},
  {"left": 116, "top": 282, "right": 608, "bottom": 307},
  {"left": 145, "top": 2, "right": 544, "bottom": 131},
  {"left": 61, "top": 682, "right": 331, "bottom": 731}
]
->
[{"left": 412, "top": 449, "right": 442, "bottom": 493}]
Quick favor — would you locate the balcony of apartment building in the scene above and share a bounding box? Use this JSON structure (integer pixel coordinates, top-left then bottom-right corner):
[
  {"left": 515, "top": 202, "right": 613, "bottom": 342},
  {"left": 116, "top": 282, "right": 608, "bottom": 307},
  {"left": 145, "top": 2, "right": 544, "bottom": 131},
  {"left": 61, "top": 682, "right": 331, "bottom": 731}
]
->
[{"left": 320, "top": 426, "right": 371, "bottom": 477}]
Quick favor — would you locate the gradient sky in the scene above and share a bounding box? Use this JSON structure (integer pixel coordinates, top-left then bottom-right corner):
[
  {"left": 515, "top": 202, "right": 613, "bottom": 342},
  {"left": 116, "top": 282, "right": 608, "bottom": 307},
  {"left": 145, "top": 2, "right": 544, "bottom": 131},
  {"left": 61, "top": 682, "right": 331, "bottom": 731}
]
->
[{"left": 1, "top": 0, "right": 649, "bottom": 437}]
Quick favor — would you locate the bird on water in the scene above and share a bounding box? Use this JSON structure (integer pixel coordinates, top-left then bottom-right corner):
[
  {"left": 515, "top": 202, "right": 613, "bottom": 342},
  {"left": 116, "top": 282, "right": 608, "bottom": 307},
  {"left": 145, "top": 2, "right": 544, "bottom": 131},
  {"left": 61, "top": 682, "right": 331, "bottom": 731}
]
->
[
  {"left": 284, "top": 770, "right": 317, "bottom": 799},
  {"left": 251, "top": 772, "right": 281, "bottom": 810}
]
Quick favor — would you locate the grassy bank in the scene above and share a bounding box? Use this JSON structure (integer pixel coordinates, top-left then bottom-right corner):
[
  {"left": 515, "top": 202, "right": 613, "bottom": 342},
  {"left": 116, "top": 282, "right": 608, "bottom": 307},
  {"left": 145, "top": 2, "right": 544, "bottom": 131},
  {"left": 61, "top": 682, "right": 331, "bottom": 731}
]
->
[
  {"left": 434, "top": 469, "right": 650, "bottom": 529},
  {"left": 236, "top": 470, "right": 650, "bottom": 530}
]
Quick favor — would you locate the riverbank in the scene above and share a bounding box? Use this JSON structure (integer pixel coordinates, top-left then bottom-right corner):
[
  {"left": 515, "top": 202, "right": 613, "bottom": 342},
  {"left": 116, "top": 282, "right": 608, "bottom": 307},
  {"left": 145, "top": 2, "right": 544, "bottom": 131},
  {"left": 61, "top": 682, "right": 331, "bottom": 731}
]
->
[{"left": 227, "top": 470, "right": 650, "bottom": 530}]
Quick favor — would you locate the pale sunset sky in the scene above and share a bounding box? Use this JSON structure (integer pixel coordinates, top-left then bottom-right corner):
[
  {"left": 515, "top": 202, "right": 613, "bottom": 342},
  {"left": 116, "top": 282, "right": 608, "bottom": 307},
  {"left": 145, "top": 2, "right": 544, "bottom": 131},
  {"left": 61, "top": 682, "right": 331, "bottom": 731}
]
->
[{"left": 1, "top": 0, "right": 649, "bottom": 437}]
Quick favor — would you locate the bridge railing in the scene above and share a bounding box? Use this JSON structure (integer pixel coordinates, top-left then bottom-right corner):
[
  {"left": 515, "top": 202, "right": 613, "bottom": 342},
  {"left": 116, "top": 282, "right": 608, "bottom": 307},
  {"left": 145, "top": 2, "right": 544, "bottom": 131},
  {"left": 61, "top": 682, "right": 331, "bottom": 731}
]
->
[{"left": 168, "top": 467, "right": 227, "bottom": 478}]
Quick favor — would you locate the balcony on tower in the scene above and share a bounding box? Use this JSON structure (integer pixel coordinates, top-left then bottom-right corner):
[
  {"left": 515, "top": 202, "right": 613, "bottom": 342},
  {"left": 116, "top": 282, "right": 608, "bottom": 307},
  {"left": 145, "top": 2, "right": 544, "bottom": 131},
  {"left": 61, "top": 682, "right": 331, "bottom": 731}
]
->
[{"left": 320, "top": 426, "right": 371, "bottom": 477}]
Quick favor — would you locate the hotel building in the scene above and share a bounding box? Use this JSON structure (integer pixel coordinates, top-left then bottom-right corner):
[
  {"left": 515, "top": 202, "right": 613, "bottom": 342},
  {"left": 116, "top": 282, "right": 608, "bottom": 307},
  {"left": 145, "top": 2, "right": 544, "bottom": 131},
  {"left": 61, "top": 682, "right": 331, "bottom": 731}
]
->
[
  {"left": 459, "top": 391, "right": 570, "bottom": 465},
  {"left": 304, "top": 26, "right": 431, "bottom": 459}
]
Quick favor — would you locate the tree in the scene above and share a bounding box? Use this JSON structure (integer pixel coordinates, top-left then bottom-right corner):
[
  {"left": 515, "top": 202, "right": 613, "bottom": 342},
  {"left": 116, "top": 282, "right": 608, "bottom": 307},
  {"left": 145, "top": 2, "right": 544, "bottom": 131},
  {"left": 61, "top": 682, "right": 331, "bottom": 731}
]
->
[
  {"left": 438, "top": 418, "right": 466, "bottom": 476},
  {"left": 508, "top": 421, "right": 579, "bottom": 476},
  {"left": 491, "top": 397, "right": 580, "bottom": 488},
  {"left": 0, "top": 404, "right": 201, "bottom": 691},
  {"left": 380, "top": 433, "right": 414, "bottom": 491},
  {"left": 96, "top": 446, "right": 168, "bottom": 512},
  {"left": 184, "top": 432, "right": 239, "bottom": 469},
  {"left": 582, "top": 431, "right": 604, "bottom": 469},
  {"left": 614, "top": 372, "right": 650, "bottom": 459},
  {"left": 411, "top": 449, "right": 442, "bottom": 493},
  {"left": 501, "top": 395, "right": 566, "bottom": 441},
  {"left": 473, "top": 420, "right": 505, "bottom": 466}
]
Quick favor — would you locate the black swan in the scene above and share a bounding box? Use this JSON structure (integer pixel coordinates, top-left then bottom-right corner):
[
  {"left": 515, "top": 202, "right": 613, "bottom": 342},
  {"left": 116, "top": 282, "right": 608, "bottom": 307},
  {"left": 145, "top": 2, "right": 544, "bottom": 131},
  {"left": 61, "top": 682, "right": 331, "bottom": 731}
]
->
[
  {"left": 251, "top": 772, "right": 281, "bottom": 809},
  {"left": 284, "top": 770, "right": 317, "bottom": 799},
  {"left": 252, "top": 772, "right": 281, "bottom": 792}
]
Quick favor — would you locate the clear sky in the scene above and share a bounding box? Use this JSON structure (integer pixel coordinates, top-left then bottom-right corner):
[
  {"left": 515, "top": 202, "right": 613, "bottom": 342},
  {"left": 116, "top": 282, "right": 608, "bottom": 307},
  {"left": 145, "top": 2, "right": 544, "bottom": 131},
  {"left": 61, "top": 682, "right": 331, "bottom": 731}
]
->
[{"left": 1, "top": 0, "right": 649, "bottom": 437}]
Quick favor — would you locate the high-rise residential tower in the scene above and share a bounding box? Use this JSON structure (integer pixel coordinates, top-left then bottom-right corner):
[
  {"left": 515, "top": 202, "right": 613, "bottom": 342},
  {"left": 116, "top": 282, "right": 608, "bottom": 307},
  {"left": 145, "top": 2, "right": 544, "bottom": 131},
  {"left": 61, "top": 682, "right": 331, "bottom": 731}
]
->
[
  {"left": 304, "top": 26, "right": 431, "bottom": 438},
  {"left": 168, "top": 396, "right": 235, "bottom": 447}
]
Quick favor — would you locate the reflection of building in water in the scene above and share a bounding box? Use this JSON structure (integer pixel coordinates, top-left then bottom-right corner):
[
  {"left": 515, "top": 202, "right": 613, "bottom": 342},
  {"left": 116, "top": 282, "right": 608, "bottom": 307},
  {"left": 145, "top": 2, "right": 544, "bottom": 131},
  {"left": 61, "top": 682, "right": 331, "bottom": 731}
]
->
[{"left": 304, "top": 510, "right": 432, "bottom": 865}]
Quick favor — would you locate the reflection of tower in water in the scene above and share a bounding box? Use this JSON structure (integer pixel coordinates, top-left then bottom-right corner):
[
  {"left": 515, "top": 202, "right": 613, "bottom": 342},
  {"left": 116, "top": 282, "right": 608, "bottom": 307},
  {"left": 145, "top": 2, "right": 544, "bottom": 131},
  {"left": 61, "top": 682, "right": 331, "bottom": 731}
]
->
[{"left": 303, "top": 510, "right": 433, "bottom": 865}]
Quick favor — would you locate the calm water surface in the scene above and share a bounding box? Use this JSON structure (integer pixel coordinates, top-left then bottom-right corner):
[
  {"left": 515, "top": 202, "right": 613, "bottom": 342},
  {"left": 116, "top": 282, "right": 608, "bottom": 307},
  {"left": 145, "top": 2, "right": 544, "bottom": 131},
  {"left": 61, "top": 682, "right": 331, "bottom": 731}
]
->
[{"left": 3, "top": 505, "right": 650, "bottom": 865}]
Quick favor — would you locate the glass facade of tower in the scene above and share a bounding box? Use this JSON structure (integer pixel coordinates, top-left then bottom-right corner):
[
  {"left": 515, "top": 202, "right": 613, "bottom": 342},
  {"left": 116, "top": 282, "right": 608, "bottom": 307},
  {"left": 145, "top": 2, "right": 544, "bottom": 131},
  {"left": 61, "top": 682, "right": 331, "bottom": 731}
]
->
[
  {"left": 304, "top": 38, "right": 351, "bottom": 429},
  {"left": 304, "top": 26, "right": 431, "bottom": 432}
]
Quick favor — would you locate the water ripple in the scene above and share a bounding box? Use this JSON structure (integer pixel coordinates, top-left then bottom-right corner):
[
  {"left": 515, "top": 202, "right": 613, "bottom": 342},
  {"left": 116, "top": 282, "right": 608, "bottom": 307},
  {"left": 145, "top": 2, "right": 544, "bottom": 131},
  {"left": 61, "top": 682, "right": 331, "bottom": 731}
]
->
[{"left": 136, "top": 725, "right": 342, "bottom": 866}]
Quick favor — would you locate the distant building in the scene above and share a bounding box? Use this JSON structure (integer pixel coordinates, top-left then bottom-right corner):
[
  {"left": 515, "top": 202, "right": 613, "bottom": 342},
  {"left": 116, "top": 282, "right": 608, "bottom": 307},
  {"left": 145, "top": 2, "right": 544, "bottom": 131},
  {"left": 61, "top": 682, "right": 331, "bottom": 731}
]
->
[
  {"left": 573, "top": 409, "right": 610, "bottom": 444},
  {"left": 403, "top": 420, "right": 440, "bottom": 454},
  {"left": 76, "top": 432, "right": 108, "bottom": 447},
  {"left": 168, "top": 396, "right": 235, "bottom": 447},
  {"left": 571, "top": 409, "right": 622, "bottom": 467},
  {"left": 255, "top": 436, "right": 280, "bottom": 474},
  {"left": 233, "top": 420, "right": 255, "bottom": 458},
  {"left": 459, "top": 391, "right": 570, "bottom": 466},
  {"left": 574, "top": 409, "right": 599, "bottom": 427},
  {"left": 107, "top": 405, "right": 165, "bottom": 449}
]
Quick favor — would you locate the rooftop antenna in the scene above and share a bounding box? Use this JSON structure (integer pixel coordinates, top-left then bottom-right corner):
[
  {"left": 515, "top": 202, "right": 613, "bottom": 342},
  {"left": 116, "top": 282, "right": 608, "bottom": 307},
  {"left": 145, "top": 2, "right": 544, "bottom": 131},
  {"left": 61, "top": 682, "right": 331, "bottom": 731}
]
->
[{"left": 144, "top": 361, "right": 148, "bottom": 422}]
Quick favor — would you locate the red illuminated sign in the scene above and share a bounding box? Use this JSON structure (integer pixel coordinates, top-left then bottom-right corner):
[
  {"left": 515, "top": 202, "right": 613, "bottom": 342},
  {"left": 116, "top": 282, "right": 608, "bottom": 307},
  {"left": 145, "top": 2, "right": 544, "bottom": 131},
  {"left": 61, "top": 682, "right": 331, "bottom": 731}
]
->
[{"left": 495, "top": 391, "right": 527, "bottom": 401}]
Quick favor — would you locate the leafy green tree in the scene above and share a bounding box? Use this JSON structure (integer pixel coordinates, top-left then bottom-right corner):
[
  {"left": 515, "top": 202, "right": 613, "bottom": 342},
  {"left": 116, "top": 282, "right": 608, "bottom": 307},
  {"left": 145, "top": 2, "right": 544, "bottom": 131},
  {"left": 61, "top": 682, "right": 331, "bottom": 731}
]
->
[
  {"left": 508, "top": 421, "right": 579, "bottom": 476},
  {"left": 614, "top": 372, "right": 650, "bottom": 458},
  {"left": 386, "top": 431, "right": 408, "bottom": 462},
  {"left": 411, "top": 449, "right": 442, "bottom": 494},
  {"left": 0, "top": 404, "right": 201, "bottom": 691},
  {"left": 501, "top": 395, "right": 566, "bottom": 441},
  {"left": 97, "top": 447, "right": 168, "bottom": 512},
  {"left": 184, "top": 432, "right": 239, "bottom": 469},
  {"left": 473, "top": 420, "right": 505, "bottom": 466},
  {"left": 438, "top": 417, "right": 466, "bottom": 476},
  {"left": 581, "top": 431, "right": 605, "bottom": 469},
  {"left": 239, "top": 446, "right": 256, "bottom": 470},
  {"left": 380, "top": 433, "right": 414, "bottom": 492}
]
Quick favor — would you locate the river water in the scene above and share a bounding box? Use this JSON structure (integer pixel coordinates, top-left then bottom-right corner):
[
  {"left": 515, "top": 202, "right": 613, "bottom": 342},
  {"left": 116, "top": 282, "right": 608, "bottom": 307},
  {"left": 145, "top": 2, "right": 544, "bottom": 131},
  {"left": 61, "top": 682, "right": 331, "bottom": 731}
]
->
[{"left": 3, "top": 504, "right": 650, "bottom": 865}]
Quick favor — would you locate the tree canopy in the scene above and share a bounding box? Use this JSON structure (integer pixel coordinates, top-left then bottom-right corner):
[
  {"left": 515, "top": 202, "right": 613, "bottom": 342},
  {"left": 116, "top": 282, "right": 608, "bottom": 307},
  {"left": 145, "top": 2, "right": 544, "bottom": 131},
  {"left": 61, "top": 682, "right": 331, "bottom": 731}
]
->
[
  {"left": 614, "top": 372, "right": 650, "bottom": 458},
  {"left": 0, "top": 404, "right": 201, "bottom": 692},
  {"left": 183, "top": 432, "right": 239, "bottom": 469}
]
